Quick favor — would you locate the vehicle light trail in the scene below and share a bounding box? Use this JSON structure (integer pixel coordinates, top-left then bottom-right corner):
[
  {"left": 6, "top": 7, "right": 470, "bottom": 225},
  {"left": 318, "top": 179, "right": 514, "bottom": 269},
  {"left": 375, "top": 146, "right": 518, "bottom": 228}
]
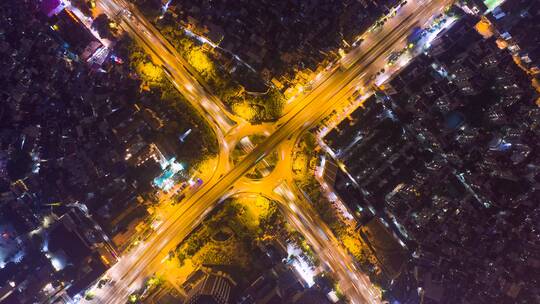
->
[{"left": 82, "top": 0, "right": 456, "bottom": 302}]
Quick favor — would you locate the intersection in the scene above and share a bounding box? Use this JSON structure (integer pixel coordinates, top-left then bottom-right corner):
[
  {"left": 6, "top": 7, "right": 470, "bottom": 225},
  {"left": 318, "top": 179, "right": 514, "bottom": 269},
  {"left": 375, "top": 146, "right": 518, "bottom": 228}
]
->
[{"left": 84, "top": 0, "right": 455, "bottom": 302}]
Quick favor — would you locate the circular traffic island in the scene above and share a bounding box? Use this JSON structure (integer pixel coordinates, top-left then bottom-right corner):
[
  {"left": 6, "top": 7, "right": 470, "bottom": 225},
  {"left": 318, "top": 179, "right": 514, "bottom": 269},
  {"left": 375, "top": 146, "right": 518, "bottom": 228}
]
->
[{"left": 231, "top": 134, "right": 277, "bottom": 179}]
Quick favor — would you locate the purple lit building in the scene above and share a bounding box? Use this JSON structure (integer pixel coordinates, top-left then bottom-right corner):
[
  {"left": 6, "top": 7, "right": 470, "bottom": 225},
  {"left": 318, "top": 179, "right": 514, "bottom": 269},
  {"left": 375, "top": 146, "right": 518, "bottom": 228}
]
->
[{"left": 40, "top": 0, "right": 65, "bottom": 17}]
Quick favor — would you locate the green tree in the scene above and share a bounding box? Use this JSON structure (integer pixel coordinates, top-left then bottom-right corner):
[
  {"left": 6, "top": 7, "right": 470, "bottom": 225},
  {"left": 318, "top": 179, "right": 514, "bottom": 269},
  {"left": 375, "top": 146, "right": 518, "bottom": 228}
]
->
[
  {"left": 133, "top": 0, "right": 162, "bottom": 19},
  {"left": 71, "top": 0, "right": 92, "bottom": 16},
  {"left": 92, "top": 14, "right": 114, "bottom": 40},
  {"left": 260, "top": 202, "right": 281, "bottom": 235}
]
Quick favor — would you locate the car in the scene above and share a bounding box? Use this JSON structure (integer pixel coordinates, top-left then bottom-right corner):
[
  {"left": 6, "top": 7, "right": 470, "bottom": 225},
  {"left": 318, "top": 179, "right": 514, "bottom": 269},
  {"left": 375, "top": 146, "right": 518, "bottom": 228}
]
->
[
  {"left": 97, "top": 277, "right": 112, "bottom": 288},
  {"left": 122, "top": 9, "right": 132, "bottom": 18},
  {"left": 171, "top": 192, "right": 186, "bottom": 205},
  {"left": 174, "top": 193, "right": 185, "bottom": 202},
  {"left": 189, "top": 178, "right": 204, "bottom": 190}
]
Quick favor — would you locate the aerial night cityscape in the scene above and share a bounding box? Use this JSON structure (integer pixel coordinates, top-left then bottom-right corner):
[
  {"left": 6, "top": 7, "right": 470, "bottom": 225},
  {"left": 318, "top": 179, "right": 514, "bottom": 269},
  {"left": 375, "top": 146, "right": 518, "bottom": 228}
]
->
[{"left": 0, "top": 0, "right": 539, "bottom": 303}]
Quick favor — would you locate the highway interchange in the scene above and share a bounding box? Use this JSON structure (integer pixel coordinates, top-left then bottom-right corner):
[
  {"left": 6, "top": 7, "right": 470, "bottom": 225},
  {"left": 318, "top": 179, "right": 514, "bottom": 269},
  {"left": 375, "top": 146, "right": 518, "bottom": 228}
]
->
[{"left": 81, "top": 0, "right": 455, "bottom": 302}]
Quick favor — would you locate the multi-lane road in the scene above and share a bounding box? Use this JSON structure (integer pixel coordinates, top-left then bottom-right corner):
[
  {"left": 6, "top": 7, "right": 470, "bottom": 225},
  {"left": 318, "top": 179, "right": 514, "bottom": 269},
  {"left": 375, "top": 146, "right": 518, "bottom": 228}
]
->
[
  {"left": 97, "top": 0, "right": 239, "bottom": 134},
  {"left": 82, "top": 0, "right": 454, "bottom": 302}
]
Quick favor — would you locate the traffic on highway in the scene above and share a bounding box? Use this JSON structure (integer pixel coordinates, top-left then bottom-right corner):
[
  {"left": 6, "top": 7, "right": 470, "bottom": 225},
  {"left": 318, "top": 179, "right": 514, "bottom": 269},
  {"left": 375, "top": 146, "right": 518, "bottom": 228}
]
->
[{"left": 81, "top": 0, "right": 456, "bottom": 303}]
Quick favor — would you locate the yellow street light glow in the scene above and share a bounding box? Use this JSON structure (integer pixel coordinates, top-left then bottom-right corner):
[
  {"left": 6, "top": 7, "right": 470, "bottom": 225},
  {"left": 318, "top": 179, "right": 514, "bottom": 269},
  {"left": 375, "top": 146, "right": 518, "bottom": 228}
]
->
[{"left": 90, "top": 0, "right": 455, "bottom": 302}]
